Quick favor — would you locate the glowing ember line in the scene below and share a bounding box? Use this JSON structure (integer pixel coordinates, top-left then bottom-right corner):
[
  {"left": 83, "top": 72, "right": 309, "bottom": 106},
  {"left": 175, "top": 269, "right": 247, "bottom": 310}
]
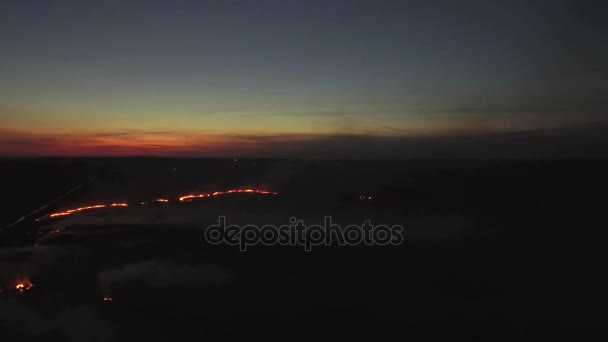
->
[
  {"left": 179, "top": 189, "right": 277, "bottom": 202},
  {"left": 49, "top": 203, "right": 127, "bottom": 218},
  {"left": 49, "top": 212, "right": 72, "bottom": 218},
  {"left": 50, "top": 205, "right": 106, "bottom": 218},
  {"left": 46, "top": 189, "right": 277, "bottom": 218}
]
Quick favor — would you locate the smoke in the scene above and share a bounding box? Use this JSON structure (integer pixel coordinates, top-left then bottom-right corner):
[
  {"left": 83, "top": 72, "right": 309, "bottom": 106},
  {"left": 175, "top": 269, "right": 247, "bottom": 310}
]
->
[
  {"left": 260, "top": 159, "right": 296, "bottom": 190},
  {"left": 97, "top": 260, "right": 231, "bottom": 297},
  {"left": 0, "top": 245, "right": 87, "bottom": 290},
  {"left": 0, "top": 298, "right": 113, "bottom": 341}
]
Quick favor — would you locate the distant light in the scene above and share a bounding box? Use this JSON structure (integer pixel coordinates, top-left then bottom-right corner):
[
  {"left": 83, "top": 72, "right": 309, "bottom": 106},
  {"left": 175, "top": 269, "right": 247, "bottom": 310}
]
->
[{"left": 103, "top": 297, "right": 112, "bottom": 302}]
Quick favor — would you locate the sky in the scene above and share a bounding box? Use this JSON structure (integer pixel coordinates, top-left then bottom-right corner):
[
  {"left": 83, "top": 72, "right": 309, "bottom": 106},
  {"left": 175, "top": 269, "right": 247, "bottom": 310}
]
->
[{"left": 1, "top": 0, "right": 607, "bottom": 158}]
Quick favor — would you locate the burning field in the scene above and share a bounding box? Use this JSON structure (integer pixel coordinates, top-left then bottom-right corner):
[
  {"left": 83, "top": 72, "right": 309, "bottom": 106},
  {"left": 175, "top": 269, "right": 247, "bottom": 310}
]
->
[
  {"left": 2, "top": 188, "right": 282, "bottom": 301},
  {"left": 2, "top": 158, "right": 605, "bottom": 341}
]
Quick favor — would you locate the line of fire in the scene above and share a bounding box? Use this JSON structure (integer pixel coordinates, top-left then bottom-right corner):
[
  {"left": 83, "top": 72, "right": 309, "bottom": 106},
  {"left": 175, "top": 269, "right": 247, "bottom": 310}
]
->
[
  {"left": 2, "top": 188, "right": 375, "bottom": 302},
  {"left": 2, "top": 189, "right": 280, "bottom": 301},
  {"left": 39, "top": 188, "right": 279, "bottom": 221}
]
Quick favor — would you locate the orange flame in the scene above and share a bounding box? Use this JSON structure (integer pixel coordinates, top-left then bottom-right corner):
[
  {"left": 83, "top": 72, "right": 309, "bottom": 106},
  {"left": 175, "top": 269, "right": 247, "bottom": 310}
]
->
[
  {"left": 49, "top": 203, "right": 128, "bottom": 218},
  {"left": 46, "top": 189, "right": 277, "bottom": 219},
  {"left": 15, "top": 281, "right": 34, "bottom": 293},
  {"left": 179, "top": 189, "right": 278, "bottom": 202}
]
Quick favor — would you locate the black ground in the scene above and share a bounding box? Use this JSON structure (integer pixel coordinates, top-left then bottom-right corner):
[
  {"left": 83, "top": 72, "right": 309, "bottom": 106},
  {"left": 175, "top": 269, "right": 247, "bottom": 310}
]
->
[{"left": 1, "top": 158, "right": 607, "bottom": 341}]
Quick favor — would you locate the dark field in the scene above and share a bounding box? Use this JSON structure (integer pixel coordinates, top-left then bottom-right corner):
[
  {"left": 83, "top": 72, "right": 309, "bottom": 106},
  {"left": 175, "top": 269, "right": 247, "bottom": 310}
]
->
[{"left": 1, "top": 158, "right": 607, "bottom": 341}]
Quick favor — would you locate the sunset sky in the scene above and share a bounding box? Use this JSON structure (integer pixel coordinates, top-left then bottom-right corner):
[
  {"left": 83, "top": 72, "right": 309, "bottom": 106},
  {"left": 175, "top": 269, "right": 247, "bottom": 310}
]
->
[{"left": 1, "top": 0, "right": 607, "bottom": 157}]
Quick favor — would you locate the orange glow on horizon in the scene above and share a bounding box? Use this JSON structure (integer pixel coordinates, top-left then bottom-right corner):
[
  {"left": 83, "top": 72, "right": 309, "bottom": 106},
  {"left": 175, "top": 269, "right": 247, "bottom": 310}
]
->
[{"left": 0, "top": 128, "right": 297, "bottom": 157}]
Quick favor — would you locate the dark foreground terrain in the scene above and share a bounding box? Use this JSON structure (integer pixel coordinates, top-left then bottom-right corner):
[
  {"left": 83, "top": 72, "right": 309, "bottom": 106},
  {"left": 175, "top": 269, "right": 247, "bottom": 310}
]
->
[{"left": 1, "top": 158, "right": 607, "bottom": 341}]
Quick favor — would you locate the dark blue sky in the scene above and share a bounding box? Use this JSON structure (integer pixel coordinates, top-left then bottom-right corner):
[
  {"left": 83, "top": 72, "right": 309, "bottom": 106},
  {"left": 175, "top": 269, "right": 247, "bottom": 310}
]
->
[{"left": 1, "top": 0, "right": 607, "bottom": 157}]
